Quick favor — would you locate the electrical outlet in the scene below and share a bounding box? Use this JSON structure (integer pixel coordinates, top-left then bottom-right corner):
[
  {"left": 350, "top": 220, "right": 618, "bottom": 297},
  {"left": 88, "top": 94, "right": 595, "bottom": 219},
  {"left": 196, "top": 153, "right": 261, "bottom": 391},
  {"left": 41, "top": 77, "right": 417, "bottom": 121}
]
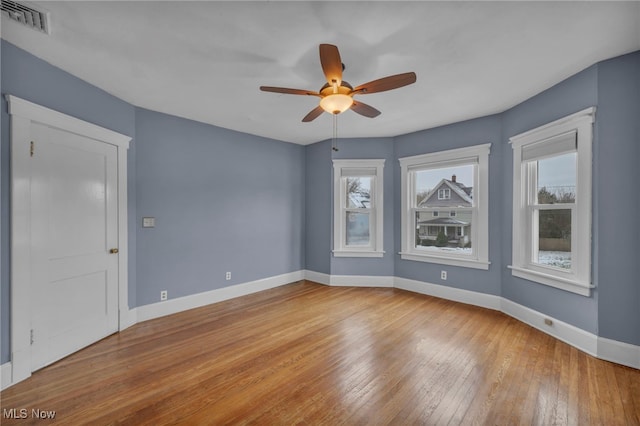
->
[
  {"left": 225, "top": 272, "right": 231, "bottom": 281},
  {"left": 160, "top": 290, "right": 167, "bottom": 301},
  {"left": 441, "top": 270, "right": 447, "bottom": 280}
]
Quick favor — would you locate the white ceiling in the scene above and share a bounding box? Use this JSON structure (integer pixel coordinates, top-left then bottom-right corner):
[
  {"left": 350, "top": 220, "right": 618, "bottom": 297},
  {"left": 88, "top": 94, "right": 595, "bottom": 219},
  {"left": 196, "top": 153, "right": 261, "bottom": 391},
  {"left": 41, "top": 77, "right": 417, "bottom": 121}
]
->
[{"left": 2, "top": 1, "right": 639, "bottom": 145}]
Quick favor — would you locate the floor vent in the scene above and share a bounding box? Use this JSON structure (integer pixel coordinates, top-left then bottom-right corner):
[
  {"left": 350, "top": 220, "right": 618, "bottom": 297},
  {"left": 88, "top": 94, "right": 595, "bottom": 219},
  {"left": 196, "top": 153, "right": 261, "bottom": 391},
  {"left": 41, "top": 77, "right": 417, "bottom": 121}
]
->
[{"left": 1, "top": 0, "right": 49, "bottom": 34}]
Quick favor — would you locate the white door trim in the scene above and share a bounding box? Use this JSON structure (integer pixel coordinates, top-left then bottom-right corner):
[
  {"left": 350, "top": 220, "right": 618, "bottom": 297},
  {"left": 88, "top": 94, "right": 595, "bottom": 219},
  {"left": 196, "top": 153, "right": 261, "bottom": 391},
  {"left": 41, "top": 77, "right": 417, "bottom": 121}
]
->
[{"left": 6, "top": 95, "right": 131, "bottom": 386}]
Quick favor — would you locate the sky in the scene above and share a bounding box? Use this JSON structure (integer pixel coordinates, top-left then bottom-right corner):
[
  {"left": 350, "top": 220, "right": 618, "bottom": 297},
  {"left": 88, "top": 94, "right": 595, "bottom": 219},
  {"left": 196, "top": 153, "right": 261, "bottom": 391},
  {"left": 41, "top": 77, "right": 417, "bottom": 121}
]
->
[
  {"left": 350, "top": 152, "right": 574, "bottom": 202},
  {"left": 537, "top": 152, "right": 576, "bottom": 190},
  {"left": 415, "top": 164, "right": 474, "bottom": 194},
  {"left": 414, "top": 152, "right": 576, "bottom": 196}
]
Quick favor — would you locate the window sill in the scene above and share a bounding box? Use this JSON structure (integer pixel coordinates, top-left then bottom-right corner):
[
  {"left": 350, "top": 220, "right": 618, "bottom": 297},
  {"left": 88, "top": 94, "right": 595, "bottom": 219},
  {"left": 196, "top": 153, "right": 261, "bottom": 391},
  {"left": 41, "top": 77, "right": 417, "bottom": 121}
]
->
[
  {"left": 399, "top": 252, "right": 490, "bottom": 270},
  {"left": 333, "top": 250, "right": 385, "bottom": 258},
  {"left": 508, "top": 265, "right": 592, "bottom": 296}
]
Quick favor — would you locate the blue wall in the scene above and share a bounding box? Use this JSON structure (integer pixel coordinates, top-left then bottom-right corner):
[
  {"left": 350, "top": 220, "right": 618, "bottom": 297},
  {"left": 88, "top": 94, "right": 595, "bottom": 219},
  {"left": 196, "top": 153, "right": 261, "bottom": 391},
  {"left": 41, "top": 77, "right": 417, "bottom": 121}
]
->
[
  {"left": 135, "top": 108, "right": 305, "bottom": 305},
  {"left": 1, "top": 39, "right": 638, "bottom": 367},
  {"left": 304, "top": 139, "right": 332, "bottom": 275},
  {"left": 595, "top": 52, "right": 640, "bottom": 345}
]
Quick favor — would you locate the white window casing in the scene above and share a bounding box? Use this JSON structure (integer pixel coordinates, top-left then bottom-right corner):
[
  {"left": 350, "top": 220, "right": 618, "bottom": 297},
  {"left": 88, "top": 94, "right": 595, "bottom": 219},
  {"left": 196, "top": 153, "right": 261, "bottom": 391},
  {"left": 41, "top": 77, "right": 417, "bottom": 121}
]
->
[
  {"left": 438, "top": 188, "right": 451, "bottom": 199},
  {"left": 509, "top": 107, "right": 595, "bottom": 296},
  {"left": 333, "top": 159, "right": 385, "bottom": 257},
  {"left": 399, "top": 143, "right": 491, "bottom": 270}
]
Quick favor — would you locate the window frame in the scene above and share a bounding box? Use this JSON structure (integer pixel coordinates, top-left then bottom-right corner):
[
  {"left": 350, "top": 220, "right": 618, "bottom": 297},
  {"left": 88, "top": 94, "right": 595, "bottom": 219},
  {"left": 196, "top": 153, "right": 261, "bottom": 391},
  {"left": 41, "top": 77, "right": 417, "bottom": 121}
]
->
[
  {"left": 399, "top": 143, "right": 491, "bottom": 270},
  {"left": 332, "top": 159, "right": 385, "bottom": 257},
  {"left": 438, "top": 188, "right": 451, "bottom": 200},
  {"left": 509, "top": 107, "right": 595, "bottom": 296}
]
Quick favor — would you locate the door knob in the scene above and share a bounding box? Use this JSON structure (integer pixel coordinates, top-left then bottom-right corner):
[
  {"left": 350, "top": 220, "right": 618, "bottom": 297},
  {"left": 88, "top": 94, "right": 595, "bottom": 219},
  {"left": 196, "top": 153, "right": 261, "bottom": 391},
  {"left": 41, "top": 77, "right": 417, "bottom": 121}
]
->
[{"left": 110, "top": 248, "right": 119, "bottom": 254}]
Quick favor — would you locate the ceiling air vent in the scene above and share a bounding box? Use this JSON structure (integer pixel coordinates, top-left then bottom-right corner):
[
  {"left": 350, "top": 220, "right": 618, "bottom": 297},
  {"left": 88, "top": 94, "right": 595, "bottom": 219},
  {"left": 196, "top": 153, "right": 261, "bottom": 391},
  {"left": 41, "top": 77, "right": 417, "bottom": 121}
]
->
[{"left": 1, "top": 0, "right": 49, "bottom": 34}]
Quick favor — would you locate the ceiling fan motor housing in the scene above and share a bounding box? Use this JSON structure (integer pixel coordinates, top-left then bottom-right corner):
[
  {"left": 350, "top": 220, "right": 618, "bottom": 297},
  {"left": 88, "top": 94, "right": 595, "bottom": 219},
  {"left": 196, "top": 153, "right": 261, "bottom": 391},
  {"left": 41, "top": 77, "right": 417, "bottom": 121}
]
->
[{"left": 319, "top": 81, "right": 353, "bottom": 96}]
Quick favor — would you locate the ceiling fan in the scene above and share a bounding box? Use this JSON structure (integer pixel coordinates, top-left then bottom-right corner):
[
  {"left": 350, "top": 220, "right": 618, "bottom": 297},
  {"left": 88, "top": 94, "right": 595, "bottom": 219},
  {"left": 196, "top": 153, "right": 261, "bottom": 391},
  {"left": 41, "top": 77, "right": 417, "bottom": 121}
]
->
[{"left": 260, "top": 44, "right": 417, "bottom": 122}]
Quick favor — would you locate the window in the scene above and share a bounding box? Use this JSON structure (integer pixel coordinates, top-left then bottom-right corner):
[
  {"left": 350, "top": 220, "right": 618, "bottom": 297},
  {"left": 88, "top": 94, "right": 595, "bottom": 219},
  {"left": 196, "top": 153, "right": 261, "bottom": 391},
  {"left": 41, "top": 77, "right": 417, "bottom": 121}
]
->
[
  {"left": 333, "top": 159, "right": 384, "bottom": 257},
  {"left": 509, "top": 107, "right": 594, "bottom": 296},
  {"left": 399, "top": 143, "right": 491, "bottom": 269},
  {"left": 438, "top": 188, "right": 451, "bottom": 199}
]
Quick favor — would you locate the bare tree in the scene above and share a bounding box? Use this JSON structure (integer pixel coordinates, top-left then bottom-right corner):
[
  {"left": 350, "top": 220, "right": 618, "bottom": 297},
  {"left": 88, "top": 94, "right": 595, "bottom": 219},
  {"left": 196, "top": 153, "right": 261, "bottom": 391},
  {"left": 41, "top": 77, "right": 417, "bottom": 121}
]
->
[
  {"left": 347, "top": 177, "right": 364, "bottom": 195},
  {"left": 538, "top": 186, "right": 576, "bottom": 204},
  {"left": 416, "top": 190, "right": 430, "bottom": 206}
]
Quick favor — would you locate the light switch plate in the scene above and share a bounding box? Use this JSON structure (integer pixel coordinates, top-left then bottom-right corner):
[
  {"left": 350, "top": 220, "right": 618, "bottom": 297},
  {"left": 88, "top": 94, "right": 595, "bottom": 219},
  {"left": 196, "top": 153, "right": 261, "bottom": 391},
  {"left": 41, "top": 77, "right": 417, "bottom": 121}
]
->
[{"left": 142, "top": 217, "right": 155, "bottom": 228}]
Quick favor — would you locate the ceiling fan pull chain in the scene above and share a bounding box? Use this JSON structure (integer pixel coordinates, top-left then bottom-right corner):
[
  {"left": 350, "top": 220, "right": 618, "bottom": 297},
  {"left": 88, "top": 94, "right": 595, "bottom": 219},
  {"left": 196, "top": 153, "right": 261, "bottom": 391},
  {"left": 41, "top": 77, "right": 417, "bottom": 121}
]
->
[{"left": 332, "top": 113, "right": 339, "bottom": 152}]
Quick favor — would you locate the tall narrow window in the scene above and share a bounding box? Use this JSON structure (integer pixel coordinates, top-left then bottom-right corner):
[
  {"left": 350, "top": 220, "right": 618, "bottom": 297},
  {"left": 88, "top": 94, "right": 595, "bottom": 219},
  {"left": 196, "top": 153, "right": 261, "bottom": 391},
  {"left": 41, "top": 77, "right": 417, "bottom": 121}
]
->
[
  {"left": 333, "top": 159, "right": 384, "bottom": 257},
  {"left": 510, "top": 107, "right": 594, "bottom": 296},
  {"left": 531, "top": 151, "right": 576, "bottom": 270},
  {"left": 399, "top": 143, "right": 491, "bottom": 269}
]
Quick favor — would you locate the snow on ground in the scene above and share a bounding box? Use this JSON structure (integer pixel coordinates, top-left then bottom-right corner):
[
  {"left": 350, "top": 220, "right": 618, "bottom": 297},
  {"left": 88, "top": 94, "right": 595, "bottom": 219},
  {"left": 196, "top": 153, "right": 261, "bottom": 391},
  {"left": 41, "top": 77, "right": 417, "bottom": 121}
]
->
[
  {"left": 417, "top": 247, "right": 571, "bottom": 269},
  {"left": 538, "top": 251, "right": 571, "bottom": 269},
  {"left": 418, "top": 246, "right": 472, "bottom": 254}
]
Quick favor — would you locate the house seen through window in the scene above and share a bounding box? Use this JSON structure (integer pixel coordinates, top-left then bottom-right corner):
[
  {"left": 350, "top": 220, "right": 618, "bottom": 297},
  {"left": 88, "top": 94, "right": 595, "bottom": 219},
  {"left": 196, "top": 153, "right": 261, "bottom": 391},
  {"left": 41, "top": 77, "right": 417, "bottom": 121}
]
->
[
  {"left": 415, "top": 170, "right": 474, "bottom": 253},
  {"left": 345, "top": 176, "right": 372, "bottom": 246}
]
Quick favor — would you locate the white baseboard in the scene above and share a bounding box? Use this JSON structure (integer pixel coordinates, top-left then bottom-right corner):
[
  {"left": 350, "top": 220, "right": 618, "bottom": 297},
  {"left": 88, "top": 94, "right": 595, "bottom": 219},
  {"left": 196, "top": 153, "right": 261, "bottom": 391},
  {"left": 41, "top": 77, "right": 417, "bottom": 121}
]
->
[
  {"left": 329, "top": 275, "right": 394, "bottom": 287},
  {"left": 597, "top": 336, "right": 640, "bottom": 369},
  {"left": 304, "top": 269, "right": 330, "bottom": 286},
  {"left": 394, "top": 276, "right": 502, "bottom": 311},
  {"left": 125, "top": 308, "right": 138, "bottom": 329},
  {"left": 119, "top": 307, "right": 137, "bottom": 331},
  {"left": 1, "top": 362, "right": 12, "bottom": 391},
  {"left": 500, "top": 298, "right": 599, "bottom": 358},
  {"left": 136, "top": 270, "right": 304, "bottom": 323},
  {"left": 304, "top": 271, "right": 394, "bottom": 287}
]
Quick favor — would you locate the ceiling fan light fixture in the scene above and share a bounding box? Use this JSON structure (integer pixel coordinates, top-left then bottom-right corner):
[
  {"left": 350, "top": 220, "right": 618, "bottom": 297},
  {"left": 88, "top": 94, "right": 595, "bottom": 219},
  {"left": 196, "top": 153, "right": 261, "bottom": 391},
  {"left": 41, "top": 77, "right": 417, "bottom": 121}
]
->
[{"left": 320, "top": 94, "right": 353, "bottom": 114}]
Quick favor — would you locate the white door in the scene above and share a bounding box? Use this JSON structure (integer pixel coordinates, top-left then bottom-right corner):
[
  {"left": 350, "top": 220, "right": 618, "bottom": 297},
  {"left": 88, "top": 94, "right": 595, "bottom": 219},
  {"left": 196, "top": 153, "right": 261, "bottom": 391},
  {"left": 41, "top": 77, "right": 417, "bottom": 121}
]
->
[{"left": 29, "top": 123, "right": 119, "bottom": 371}]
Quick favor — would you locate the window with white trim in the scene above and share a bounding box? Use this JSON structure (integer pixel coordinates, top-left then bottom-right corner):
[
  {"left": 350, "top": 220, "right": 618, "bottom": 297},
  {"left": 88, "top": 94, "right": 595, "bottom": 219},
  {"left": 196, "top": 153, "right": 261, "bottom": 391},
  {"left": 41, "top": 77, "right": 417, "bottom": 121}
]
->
[
  {"left": 509, "top": 107, "right": 594, "bottom": 296},
  {"left": 399, "top": 144, "right": 491, "bottom": 269},
  {"left": 333, "top": 159, "right": 384, "bottom": 257},
  {"left": 438, "top": 188, "right": 451, "bottom": 200}
]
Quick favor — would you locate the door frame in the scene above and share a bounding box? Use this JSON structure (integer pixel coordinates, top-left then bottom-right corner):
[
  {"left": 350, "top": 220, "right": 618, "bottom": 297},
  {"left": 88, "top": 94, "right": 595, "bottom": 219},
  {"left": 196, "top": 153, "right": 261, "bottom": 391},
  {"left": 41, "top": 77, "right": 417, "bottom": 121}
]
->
[{"left": 7, "top": 95, "right": 131, "bottom": 385}]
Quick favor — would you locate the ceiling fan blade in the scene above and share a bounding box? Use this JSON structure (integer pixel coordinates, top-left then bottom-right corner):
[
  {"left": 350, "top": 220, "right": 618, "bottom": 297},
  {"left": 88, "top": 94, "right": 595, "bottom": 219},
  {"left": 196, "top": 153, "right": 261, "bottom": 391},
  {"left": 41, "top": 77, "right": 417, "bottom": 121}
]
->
[
  {"left": 351, "top": 100, "right": 381, "bottom": 118},
  {"left": 302, "top": 105, "right": 325, "bottom": 122},
  {"left": 319, "top": 44, "right": 342, "bottom": 87},
  {"left": 260, "top": 86, "right": 320, "bottom": 96},
  {"left": 352, "top": 72, "right": 417, "bottom": 95}
]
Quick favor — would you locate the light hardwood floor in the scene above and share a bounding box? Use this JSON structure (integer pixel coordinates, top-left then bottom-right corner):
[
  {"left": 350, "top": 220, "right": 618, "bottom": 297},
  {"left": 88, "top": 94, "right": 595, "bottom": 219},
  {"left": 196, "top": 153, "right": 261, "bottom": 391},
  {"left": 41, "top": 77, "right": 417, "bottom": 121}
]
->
[{"left": 1, "top": 280, "right": 639, "bottom": 425}]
